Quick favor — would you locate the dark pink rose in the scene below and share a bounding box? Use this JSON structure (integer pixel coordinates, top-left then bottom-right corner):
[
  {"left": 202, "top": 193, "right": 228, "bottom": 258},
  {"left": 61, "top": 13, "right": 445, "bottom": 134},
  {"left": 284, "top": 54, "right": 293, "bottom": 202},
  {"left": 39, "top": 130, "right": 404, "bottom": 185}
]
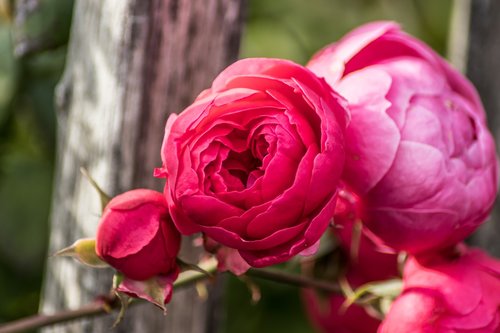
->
[
  {"left": 308, "top": 21, "right": 498, "bottom": 253},
  {"left": 379, "top": 244, "right": 500, "bottom": 333},
  {"left": 96, "top": 189, "right": 181, "bottom": 281},
  {"left": 156, "top": 58, "right": 347, "bottom": 267}
]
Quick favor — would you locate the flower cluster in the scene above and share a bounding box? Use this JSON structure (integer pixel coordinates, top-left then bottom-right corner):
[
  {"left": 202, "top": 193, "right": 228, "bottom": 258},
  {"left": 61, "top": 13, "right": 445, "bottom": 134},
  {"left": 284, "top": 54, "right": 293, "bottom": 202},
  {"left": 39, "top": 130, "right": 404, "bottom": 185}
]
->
[{"left": 62, "top": 21, "right": 500, "bottom": 332}]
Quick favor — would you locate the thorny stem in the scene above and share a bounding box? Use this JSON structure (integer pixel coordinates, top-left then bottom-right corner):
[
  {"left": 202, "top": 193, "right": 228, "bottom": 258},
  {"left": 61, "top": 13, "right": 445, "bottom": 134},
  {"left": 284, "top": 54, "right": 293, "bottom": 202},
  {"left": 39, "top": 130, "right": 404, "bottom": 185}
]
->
[{"left": 0, "top": 258, "right": 342, "bottom": 333}]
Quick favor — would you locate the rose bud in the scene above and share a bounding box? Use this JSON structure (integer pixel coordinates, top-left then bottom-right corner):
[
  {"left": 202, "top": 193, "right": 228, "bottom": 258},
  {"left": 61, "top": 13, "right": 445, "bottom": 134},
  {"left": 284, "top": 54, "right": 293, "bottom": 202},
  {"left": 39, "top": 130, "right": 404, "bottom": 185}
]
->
[
  {"left": 379, "top": 244, "right": 500, "bottom": 333},
  {"left": 156, "top": 58, "right": 347, "bottom": 268},
  {"left": 303, "top": 272, "right": 381, "bottom": 333},
  {"left": 308, "top": 21, "right": 498, "bottom": 254},
  {"left": 96, "top": 189, "right": 181, "bottom": 281},
  {"left": 333, "top": 185, "right": 398, "bottom": 281},
  {"left": 302, "top": 210, "right": 398, "bottom": 333}
]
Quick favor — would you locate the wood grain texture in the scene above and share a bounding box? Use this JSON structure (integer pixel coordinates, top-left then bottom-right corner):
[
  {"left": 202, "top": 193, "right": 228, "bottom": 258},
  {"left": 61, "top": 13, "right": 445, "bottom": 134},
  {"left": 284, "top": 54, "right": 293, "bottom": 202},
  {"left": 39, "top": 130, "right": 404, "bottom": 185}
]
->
[
  {"left": 41, "top": 0, "right": 245, "bottom": 332},
  {"left": 462, "top": 0, "right": 500, "bottom": 256}
]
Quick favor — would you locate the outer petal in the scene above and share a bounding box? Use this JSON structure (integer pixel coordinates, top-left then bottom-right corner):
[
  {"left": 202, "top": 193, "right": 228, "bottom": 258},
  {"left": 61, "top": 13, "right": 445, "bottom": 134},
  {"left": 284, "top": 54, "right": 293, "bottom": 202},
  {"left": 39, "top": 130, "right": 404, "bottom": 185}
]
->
[
  {"left": 336, "top": 68, "right": 399, "bottom": 194},
  {"left": 379, "top": 291, "right": 445, "bottom": 333},
  {"left": 307, "top": 21, "right": 399, "bottom": 85}
]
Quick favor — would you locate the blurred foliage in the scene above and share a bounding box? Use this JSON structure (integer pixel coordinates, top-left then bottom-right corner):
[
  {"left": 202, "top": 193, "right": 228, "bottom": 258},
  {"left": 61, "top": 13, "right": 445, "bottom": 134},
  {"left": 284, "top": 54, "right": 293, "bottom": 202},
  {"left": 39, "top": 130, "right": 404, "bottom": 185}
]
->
[
  {"left": 225, "top": 273, "right": 313, "bottom": 333},
  {"left": 241, "top": 0, "right": 452, "bottom": 64},
  {"left": 0, "top": 0, "right": 452, "bottom": 331},
  {"left": 0, "top": 0, "right": 73, "bottom": 324}
]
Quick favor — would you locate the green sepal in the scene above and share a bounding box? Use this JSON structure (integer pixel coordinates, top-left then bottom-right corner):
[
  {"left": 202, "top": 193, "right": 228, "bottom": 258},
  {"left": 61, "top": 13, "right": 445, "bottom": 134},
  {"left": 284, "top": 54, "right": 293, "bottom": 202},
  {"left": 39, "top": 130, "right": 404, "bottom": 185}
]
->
[
  {"left": 177, "top": 258, "right": 214, "bottom": 278},
  {"left": 342, "top": 278, "right": 403, "bottom": 318},
  {"left": 237, "top": 275, "right": 261, "bottom": 304},
  {"left": 80, "top": 167, "right": 111, "bottom": 212},
  {"left": 116, "top": 273, "right": 177, "bottom": 313},
  {"left": 355, "top": 278, "right": 403, "bottom": 299},
  {"left": 53, "top": 238, "right": 108, "bottom": 268}
]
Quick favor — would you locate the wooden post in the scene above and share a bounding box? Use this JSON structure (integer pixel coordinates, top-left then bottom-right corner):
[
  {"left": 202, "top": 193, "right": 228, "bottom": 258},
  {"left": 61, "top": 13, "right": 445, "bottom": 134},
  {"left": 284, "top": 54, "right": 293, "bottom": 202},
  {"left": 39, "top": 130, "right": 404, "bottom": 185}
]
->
[
  {"left": 40, "top": 0, "right": 245, "bottom": 332},
  {"left": 450, "top": 0, "right": 500, "bottom": 255}
]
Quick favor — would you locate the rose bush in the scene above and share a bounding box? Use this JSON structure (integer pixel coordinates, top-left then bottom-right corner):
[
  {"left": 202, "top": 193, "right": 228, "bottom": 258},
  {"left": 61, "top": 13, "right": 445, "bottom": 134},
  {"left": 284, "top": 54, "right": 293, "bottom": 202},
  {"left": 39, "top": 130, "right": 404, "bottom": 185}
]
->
[
  {"left": 96, "top": 189, "right": 180, "bottom": 281},
  {"left": 308, "top": 21, "right": 498, "bottom": 253},
  {"left": 380, "top": 244, "right": 500, "bottom": 333},
  {"left": 156, "top": 58, "right": 348, "bottom": 268}
]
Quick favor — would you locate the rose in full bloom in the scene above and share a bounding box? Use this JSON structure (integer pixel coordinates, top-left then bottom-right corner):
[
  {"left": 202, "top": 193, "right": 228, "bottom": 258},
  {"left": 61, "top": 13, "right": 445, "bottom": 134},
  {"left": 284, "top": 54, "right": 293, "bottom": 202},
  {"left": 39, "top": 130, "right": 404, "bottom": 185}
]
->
[
  {"left": 379, "top": 244, "right": 500, "bottom": 333},
  {"left": 156, "top": 58, "right": 347, "bottom": 267},
  {"left": 308, "top": 21, "right": 498, "bottom": 253},
  {"left": 96, "top": 189, "right": 181, "bottom": 281}
]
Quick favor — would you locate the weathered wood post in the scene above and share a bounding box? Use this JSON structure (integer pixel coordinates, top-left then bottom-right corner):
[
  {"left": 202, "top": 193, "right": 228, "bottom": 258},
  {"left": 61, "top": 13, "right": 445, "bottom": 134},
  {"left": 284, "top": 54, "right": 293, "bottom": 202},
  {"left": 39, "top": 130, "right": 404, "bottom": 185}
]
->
[
  {"left": 451, "top": 0, "right": 500, "bottom": 255},
  {"left": 41, "top": 1, "right": 245, "bottom": 332}
]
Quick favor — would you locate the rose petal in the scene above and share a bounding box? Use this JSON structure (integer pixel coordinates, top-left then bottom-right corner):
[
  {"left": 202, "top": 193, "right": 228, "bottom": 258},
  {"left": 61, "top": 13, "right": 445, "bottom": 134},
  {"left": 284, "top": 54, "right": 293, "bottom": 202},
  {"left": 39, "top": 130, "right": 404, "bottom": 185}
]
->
[
  {"left": 404, "top": 256, "right": 482, "bottom": 315},
  {"left": 216, "top": 246, "right": 251, "bottom": 275},
  {"left": 337, "top": 68, "right": 400, "bottom": 195}
]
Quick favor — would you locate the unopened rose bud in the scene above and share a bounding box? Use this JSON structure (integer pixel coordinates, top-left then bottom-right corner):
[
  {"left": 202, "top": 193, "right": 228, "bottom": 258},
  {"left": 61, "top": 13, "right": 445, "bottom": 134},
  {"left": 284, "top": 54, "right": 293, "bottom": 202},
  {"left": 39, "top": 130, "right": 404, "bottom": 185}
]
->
[
  {"left": 53, "top": 238, "right": 107, "bottom": 268},
  {"left": 96, "top": 189, "right": 181, "bottom": 281}
]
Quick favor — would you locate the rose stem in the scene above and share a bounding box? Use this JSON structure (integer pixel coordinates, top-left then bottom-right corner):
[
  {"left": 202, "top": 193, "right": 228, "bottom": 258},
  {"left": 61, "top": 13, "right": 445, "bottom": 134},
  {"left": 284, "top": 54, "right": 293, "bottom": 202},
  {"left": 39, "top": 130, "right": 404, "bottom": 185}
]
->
[
  {"left": 246, "top": 267, "right": 341, "bottom": 293},
  {"left": 0, "top": 258, "right": 341, "bottom": 333}
]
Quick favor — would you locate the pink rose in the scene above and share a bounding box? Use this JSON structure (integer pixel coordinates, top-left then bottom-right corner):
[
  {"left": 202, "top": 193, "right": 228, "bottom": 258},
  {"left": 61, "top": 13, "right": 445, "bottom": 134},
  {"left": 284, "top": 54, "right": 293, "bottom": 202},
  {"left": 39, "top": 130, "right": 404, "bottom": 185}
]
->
[
  {"left": 308, "top": 21, "right": 498, "bottom": 253},
  {"left": 156, "top": 58, "right": 347, "bottom": 267},
  {"left": 96, "top": 189, "right": 181, "bottom": 281},
  {"left": 379, "top": 244, "right": 500, "bottom": 333}
]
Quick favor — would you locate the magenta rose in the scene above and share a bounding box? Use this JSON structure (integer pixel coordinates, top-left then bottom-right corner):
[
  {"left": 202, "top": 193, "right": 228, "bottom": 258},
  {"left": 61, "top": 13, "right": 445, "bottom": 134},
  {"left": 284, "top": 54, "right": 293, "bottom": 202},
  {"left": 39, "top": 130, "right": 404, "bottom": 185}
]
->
[
  {"left": 156, "top": 58, "right": 347, "bottom": 267},
  {"left": 308, "top": 21, "right": 498, "bottom": 253},
  {"left": 96, "top": 189, "right": 181, "bottom": 281},
  {"left": 379, "top": 244, "right": 500, "bottom": 333}
]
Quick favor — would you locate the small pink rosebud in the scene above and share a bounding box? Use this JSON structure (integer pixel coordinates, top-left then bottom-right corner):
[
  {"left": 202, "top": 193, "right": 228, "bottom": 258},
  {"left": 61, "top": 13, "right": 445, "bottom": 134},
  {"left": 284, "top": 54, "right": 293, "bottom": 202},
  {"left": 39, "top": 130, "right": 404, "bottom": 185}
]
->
[{"left": 96, "top": 189, "right": 181, "bottom": 281}]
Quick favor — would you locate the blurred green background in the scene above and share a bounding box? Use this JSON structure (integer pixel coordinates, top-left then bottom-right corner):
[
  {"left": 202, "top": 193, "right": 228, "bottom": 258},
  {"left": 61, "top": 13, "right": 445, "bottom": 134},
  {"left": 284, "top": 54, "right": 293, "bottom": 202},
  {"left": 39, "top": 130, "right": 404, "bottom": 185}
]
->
[{"left": 0, "top": 0, "right": 452, "bottom": 331}]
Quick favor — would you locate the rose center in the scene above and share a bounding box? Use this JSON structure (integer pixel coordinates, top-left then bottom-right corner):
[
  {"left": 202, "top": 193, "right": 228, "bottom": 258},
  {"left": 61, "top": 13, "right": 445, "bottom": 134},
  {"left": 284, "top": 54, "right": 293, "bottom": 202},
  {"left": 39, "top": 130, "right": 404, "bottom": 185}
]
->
[{"left": 221, "top": 149, "right": 263, "bottom": 191}]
